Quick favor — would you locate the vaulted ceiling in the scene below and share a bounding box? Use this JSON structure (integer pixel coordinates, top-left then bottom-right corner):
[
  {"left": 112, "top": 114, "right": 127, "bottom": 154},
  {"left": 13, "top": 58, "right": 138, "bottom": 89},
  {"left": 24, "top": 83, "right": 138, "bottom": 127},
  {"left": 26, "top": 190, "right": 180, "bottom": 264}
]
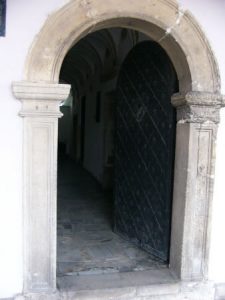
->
[{"left": 60, "top": 28, "right": 149, "bottom": 96}]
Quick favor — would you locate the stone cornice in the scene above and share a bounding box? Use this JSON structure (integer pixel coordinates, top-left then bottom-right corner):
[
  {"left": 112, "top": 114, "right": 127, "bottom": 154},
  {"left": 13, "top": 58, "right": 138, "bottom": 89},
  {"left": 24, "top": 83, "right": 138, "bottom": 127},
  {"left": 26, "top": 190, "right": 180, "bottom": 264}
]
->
[
  {"left": 171, "top": 92, "right": 225, "bottom": 124},
  {"left": 171, "top": 92, "right": 225, "bottom": 107},
  {"left": 12, "top": 81, "right": 71, "bottom": 101},
  {"left": 12, "top": 81, "right": 71, "bottom": 118}
]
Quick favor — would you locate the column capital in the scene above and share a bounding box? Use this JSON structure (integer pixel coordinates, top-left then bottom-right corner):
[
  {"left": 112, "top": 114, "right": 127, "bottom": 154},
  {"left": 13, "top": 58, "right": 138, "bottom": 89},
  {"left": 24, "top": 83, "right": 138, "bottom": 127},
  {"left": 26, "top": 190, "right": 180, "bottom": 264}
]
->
[
  {"left": 171, "top": 92, "right": 225, "bottom": 124},
  {"left": 12, "top": 81, "right": 71, "bottom": 118}
]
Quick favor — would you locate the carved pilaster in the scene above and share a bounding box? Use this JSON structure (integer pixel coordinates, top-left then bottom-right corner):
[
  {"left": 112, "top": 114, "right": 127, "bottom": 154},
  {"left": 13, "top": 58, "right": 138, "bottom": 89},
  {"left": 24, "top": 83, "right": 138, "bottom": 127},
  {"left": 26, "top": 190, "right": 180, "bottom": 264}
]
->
[
  {"left": 170, "top": 91, "right": 224, "bottom": 280},
  {"left": 12, "top": 81, "right": 70, "bottom": 292}
]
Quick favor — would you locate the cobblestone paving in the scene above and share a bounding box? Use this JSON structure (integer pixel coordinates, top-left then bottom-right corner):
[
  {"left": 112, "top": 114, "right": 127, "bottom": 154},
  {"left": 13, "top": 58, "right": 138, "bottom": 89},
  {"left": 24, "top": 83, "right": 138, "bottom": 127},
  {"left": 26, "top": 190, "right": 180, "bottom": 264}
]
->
[{"left": 57, "top": 157, "right": 165, "bottom": 277}]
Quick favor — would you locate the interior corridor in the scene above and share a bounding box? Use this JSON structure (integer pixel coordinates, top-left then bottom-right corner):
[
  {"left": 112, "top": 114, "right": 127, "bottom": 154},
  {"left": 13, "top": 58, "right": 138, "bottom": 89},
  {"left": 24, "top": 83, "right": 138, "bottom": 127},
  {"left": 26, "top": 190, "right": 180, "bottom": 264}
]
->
[
  {"left": 57, "top": 156, "right": 165, "bottom": 278},
  {"left": 57, "top": 28, "right": 176, "bottom": 286}
]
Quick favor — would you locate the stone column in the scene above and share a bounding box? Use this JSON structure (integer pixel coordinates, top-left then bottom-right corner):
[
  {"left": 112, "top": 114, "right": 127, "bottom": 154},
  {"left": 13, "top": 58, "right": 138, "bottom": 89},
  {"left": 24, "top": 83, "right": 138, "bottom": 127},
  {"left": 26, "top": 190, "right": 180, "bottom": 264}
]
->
[
  {"left": 12, "top": 82, "right": 70, "bottom": 292},
  {"left": 170, "top": 92, "right": 224, "bottom": 281}
]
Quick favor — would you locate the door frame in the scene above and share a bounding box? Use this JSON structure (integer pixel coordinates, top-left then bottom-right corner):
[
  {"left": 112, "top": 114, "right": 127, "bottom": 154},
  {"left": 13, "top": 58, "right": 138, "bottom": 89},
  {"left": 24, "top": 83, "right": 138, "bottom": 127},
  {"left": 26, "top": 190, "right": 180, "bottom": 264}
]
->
[{"left": 12, "top": 0, "right": 224, "bottom": 295}]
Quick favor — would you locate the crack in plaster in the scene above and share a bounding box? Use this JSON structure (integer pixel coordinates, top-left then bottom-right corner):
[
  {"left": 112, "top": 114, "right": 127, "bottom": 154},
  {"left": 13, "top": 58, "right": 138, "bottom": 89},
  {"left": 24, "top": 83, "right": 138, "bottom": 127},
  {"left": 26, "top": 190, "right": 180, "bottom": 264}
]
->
[
  {"left": 158, "top": 4, "right": 185, "bottom": 43},
  {"left": 79, "top": 0, "right": 98, "bottom": 19}
]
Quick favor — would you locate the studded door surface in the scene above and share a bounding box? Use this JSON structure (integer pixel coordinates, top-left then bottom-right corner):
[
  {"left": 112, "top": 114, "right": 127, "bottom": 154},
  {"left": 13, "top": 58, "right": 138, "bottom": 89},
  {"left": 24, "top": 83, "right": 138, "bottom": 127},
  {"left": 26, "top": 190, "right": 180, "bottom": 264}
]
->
[{"left": 114, "top": 41, "right": 177, "bottom": 262}]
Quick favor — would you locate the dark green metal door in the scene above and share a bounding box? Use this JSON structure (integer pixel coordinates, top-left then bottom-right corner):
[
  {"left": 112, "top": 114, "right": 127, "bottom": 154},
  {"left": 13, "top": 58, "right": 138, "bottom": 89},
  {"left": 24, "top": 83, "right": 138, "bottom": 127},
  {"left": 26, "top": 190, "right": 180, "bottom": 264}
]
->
[{"left": 114, "top": 41, "right": 177, "bottom": 262}]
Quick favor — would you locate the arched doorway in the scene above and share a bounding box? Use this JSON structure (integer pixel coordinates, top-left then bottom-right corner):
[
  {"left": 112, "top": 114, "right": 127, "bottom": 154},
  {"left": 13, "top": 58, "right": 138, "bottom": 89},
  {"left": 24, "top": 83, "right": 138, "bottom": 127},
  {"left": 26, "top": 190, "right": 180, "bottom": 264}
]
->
[
  {"left": 56, "top": 30, "right": 178, "bottom": 284},
  {"left": 12, "top": 0, "right": 224, "bottom": 296}
]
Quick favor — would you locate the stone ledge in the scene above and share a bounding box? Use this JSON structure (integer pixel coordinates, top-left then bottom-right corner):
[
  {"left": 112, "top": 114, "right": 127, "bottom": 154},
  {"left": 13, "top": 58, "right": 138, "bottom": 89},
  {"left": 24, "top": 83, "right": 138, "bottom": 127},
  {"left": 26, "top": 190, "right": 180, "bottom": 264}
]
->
[
  {"left": 12, "top": 81, "right": 71, "bottom": 118},
  {"left": 13, "top": 270, "right": 218, "bottom": 300},
  {"left": 12, "top": 81, "right": 71, "bottom": 101},
  {"left": 171, "top": 92, "right": 225, "bottom": 123},
  {"left": 171, "top": 92, "right": 225, "bottom": 107},
  {"left": 57, "top": 269, "right": 177, "bottom": 292}
]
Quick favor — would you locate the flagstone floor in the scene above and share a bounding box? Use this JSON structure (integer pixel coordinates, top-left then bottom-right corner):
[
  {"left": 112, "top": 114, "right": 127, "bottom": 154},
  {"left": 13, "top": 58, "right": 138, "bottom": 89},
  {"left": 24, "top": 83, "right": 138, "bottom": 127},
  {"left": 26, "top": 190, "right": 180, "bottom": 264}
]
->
[{"left": 57, "top": 156, "right": 165, "bottom": 279}]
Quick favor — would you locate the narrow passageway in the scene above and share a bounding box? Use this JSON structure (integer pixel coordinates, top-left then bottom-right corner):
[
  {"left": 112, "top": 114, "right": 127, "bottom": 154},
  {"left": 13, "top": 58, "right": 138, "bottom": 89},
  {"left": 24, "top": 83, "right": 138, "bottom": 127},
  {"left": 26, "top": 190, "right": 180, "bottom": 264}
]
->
[{"left": 57, "top": 156, "right": 165, "bottom": 278}]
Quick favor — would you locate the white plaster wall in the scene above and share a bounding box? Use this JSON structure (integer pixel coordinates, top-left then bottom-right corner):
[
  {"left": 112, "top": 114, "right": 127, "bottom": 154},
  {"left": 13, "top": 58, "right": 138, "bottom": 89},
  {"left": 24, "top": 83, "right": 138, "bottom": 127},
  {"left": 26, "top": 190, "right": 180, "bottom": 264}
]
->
[
  {"left": 0, "top": 0, "right": 225, "bottom": 298},
  {"left": 179, "top": 0, "right": 225, "bottom": 283},
  {"left": 0, "top": 1, "right": 69, "bottom": 298}
]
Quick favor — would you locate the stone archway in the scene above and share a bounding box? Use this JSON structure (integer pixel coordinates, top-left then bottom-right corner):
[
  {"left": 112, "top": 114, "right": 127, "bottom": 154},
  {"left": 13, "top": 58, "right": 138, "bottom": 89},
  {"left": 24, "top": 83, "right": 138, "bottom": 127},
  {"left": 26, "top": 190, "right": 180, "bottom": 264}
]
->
[
  {"left": 12, "top": 0, "right": 224, "bottom": 297},
  {"left": 24, "top": 0, "right": 220, "bottom": 93}
]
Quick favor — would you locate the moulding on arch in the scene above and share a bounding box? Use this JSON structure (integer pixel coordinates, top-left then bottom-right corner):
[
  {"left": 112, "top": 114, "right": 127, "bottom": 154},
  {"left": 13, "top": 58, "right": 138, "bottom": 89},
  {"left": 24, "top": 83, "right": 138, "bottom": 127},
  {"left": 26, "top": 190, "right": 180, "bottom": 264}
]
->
[{"left": 24, "top": 0, "right": 221, "bottom": 94}]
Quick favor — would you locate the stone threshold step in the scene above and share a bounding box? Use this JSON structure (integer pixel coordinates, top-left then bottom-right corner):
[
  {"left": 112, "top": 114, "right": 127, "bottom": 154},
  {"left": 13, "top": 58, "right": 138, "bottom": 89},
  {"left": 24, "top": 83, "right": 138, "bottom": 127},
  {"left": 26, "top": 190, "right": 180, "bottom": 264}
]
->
[{"left": 57, "top": 268, "right": 179, "bottom": 298}]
